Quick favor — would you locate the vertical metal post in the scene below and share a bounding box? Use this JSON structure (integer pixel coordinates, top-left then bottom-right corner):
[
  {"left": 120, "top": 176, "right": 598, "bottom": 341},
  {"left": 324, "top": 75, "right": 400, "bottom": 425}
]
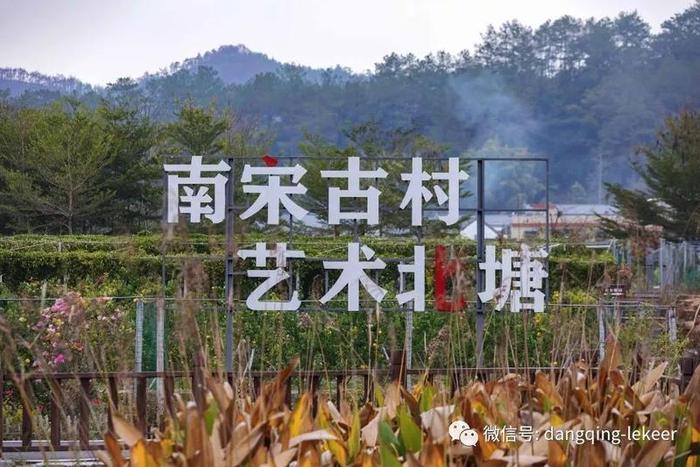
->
[
  {"left": 475, "top": 159, "right": 485, "bottom": 367},
  {"left": 659, "top": 238, "right": 665, "bottom": 290},
  {"left": 597, "top": 302, "right": 606, "bottom": 361},
  {"left": 400, "top": 258, "right": 413, "bottom": 386},
  {"left": 156, "top": 299, "right": 165, "bottom": 413},
  {"left": 545, "top": 159, "right": 550, "bottom": 300},
  {"left": 224, "top": 157, "right": 236, "bottom": 375},
  {"left": 668, "top": 307, "right": 677, "bottom": 342},
  {"left": 161, "top": 168, "right": 167, "bottom": 292},
  {"left": 135, "top": 299, "right": 144, "bottom": 372}
]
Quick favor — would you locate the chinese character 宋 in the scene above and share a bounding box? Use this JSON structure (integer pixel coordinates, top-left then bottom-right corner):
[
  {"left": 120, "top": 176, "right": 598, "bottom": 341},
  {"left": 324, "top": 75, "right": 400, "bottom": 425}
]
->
[{"left": 239, "top": 164, "right": 309, "bottom": 224}]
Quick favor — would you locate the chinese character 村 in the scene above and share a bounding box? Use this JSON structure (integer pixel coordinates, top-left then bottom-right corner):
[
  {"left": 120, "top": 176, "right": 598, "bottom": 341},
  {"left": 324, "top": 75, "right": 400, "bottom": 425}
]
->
[
  {"left": 238, "top": 242, "right": 305, "bottom": 311},
  {"left": 320, "top": 157, "right": 388, "bottom": 225},
  {"left": 431, "top": 157, "right": 469, "bottom": 225},
  {"left": 164, "top": 156, "right": 230, "bottom": 223},
  {"left": 320, "top": 243, "right": 387, "bottom": 311},
  {"left": 399, "top": 158, "right": 433, "bottom": 226},
  {"left": 239, "top": 164, "right": 309, "bottom": 225},
  {"left": 399, "top": 157, "right": 469, "bottom": 226},
  {"left": 479, "top": 244, "right": 548, "bottom": 312}
]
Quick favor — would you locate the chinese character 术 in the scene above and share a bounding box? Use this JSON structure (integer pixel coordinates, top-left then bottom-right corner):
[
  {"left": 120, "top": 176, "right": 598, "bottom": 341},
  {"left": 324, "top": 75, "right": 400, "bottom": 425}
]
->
[{"left": 320, "top": 243, "right": 387, "bottom": 311}]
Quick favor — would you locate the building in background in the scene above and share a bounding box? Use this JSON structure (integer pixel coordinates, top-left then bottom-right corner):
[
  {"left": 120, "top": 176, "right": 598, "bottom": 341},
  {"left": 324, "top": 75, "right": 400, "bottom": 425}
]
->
[
  {"left": 511, "top": 204, "right": 618, "bottom": 240},
  {"left": 460, "top": 213, "right": 512, "bottom": 240}
]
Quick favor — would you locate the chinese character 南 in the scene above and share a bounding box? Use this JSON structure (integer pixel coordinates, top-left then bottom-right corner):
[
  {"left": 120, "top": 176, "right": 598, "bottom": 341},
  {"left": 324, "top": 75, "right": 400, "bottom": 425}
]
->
[
  {"left": 238, "top": 242, "right": 305, "bottom": 311},
  {"left": 479, "top": 244, "right": 548, "bottom": 312},
  {"left": 164, "top": 156, "right": 230, "bottom": 223}
]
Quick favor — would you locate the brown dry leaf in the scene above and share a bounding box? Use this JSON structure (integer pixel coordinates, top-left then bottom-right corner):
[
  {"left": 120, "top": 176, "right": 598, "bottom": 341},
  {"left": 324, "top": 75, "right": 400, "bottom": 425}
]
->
[
  {"left": 400, "top": 386, "right": 420, "bottom": 419},
  {"left": 418, "top": 440, "right": 445, "bottom": 467},
  {"left": 633, "top": 439, "right": 671, "bottom": 466},
  {"left": 227, "top": 427, "right": 263, "bottom": 466},
  {"left": 130, "top": 440, "right": 157, "bottom": 467},
  {"left": 385, "top": 383, "right": 401, "bottom": 419},
  {"left": 103, "top": 431, "right": 125, "bottom": 466},
  {"left": 419, "top": 405, "right": 453, "bottom": 441},
  {"left": 361, "top": 411, "right": 382, "bottom": 447},
  {"left": 498, "top": 453, "right": 548, "bottom": 466},
  {"left": 633, "top": 361, "right": 668, "bottom": 394},
  {"left": 534, "top": 371, "right": 563, "bottom": 411},
  {"left": 298, "top": 445, "right": 322, "bottom": 467},
  {"left": 289, "top": 393, "right": 313, "bottom": 438},
  {"left": 289, "top": 429, "right": 338, "bottom": 447},
  {"left": 271, "top": 447, "right": 298, "bottom": 467},
  {"left": 209, "top": 420, "right": 225, "bottom": 466},
  {"left": 112, "top": 414, "right": 143, "bottom": 448},
  {"left": 598, "top": 335, "right": 621, "bottom": 400},
  {"left": 547, "top": 440, "right": 567, "bottom": 467},
  {"left": 575, "top": 441, "right": 606, "bottom": 467},
  {"left": 185, "top": 403, "right": 214, "bottom": 466},
  {"left": 206, "top": 377, "right": 231, "bottom": 414}
]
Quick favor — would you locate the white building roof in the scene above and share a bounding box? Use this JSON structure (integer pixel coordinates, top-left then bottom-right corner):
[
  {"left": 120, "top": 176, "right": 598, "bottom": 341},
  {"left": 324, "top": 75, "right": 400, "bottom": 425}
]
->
[{"left": 460, "top": 220, "right": 500, "bottom": 240}]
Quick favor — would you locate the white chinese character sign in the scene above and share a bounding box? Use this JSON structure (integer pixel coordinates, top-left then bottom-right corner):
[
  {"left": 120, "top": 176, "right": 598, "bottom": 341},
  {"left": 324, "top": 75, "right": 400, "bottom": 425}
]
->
[
  {"left": 163, "top": 155, "right": 549, "bottom": 314},
  {"left": 164, "top": 156, "right": 230, "bottom": 223}
]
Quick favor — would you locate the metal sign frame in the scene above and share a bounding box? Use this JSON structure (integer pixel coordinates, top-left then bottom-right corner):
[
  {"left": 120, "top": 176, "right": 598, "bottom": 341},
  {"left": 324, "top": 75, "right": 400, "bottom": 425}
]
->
[{"left": 162, "top": 155, "right": 550, "bottom": 372}]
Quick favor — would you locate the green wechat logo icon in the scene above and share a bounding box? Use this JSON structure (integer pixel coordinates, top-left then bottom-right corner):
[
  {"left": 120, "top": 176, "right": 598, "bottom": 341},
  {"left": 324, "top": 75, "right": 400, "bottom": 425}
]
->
[{"left": 448, "top": 420, "right": 479, "bottom": 447}]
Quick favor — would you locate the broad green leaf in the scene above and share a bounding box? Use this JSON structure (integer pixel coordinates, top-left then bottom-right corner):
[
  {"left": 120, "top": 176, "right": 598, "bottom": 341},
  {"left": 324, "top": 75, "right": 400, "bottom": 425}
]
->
[
  {"left": 419, "top": 384, "right": 434, "bottom": 413},
  {"left": 348, "top": 410, "right": 361, "bottom": 461},
  {"left": 374, "top": 384, "right": 384, "bottom": 406},
  {"left": 379, "top": 443, "right": 402, "bottom": 467},
  {"left": 398, "top": 405, "right": 422, "bottom": 453},
  {"left": 379, "top": 420, "right": 401, "bottom": 455},
  {"left": 203, "top": 398, "right": 219, "bottom": 435}
]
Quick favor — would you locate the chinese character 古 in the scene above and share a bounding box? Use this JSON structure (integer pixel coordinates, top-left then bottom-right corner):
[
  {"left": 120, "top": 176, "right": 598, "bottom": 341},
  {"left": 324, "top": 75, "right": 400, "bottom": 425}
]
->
[{"left": 321, "top": 157, "right": 388, "bottom": 225}]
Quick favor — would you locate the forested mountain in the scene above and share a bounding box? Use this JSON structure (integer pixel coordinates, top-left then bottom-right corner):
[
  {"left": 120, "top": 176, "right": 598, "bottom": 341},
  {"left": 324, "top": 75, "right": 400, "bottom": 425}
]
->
[
  {"left": 2, "top": 1, "right": 700, "bottom": 222},
  {"left": 0, "top": 68, "right": 91, "bottom": 97},
  {"left": 155, "top": 44, "right": 353, "bottom": 85}
]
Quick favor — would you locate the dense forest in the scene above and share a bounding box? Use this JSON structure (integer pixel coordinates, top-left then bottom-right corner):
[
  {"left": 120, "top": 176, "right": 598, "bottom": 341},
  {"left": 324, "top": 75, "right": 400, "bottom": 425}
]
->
[{"left": 1, "top": 2, "right": 700, "bottom": 234}]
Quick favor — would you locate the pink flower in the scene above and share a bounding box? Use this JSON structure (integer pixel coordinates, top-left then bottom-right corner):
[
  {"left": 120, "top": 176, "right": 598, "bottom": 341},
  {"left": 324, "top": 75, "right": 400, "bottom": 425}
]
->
[
  {"left": 51, "top": 299, "right": 69, "bottom": 314},
  {"left": 53, "top": 354, "right": 65, "bottom": 365}
]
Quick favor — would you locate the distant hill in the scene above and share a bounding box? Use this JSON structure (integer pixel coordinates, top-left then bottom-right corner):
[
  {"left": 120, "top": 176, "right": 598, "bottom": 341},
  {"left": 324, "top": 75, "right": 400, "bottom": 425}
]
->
[
  {"left": 0, "top": 44, "right": 352, "bottom": 97},
  {"left": 0, "top": 68, "right": 91, "bottom": 97},
  {"left": 161, "top": 44, "right": 353, "bottom": 84},
  {"left": 167, "top": 44, "right": 282, "bottom": 84}
]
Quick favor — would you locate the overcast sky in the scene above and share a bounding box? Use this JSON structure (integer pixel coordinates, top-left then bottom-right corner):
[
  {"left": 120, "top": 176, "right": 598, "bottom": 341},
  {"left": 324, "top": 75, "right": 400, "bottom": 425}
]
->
[{"left": 0, "top": 0, "right": 695, "bottom": 84}]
